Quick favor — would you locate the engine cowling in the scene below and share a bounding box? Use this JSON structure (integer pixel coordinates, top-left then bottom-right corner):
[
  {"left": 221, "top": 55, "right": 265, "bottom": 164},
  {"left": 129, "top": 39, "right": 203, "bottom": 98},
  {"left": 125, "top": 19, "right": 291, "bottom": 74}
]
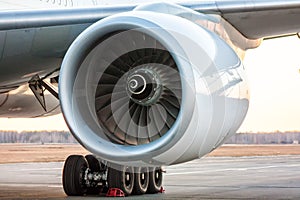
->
[{"left": 59, "top": 11, "right": 249, "bottom": 166}]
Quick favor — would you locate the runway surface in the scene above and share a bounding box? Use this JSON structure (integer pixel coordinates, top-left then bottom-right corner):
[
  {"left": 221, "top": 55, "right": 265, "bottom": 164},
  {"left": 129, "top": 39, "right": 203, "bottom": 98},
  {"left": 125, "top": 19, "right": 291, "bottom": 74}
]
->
[{"left": 0, "top": 155, "right": 300, "bottom": 199}]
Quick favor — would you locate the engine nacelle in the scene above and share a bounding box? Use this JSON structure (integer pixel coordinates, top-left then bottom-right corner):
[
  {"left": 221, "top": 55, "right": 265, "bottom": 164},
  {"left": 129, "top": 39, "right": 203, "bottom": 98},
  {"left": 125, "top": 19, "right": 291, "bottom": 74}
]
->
[{"left": 59, "top": 10, "right": 249, "bottom": 166}]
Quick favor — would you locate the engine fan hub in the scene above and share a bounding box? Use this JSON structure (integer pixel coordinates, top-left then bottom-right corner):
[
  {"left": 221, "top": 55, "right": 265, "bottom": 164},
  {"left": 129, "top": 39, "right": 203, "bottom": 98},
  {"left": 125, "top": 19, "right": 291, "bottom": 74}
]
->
[{"left": 126, "top": 68, "right": 162, "bottom": 106}]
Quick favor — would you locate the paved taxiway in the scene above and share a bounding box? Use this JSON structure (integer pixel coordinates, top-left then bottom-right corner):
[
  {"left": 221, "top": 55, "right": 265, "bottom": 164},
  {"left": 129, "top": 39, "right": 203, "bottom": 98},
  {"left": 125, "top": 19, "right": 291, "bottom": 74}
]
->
[{"left": 0, "top": 155, "right": 299, "bottom": 199}]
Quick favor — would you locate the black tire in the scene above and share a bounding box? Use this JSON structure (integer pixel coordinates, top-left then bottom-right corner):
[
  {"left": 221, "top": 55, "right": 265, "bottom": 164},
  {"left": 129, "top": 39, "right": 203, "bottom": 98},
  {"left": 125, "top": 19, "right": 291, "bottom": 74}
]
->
[
  {"left": 147, "top": 167, "right": 163, "bottom": 194},
  {"left": 133, "top": 167, "right": 149, "bottom": 195},
  {"left": 107, "top": 164, "right": 134, "bottom": 196},
  {"left": 63, "top": 155, "right": 88, "bottom": 196},
  {"left": 85, "top": 154, "right": 101, "bottom": 195}
]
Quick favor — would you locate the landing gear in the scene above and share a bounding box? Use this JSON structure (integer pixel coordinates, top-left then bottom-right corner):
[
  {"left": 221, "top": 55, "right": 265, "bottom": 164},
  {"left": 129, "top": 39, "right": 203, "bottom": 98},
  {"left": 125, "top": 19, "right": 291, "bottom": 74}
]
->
[
  {"left": 62, "top": 154, "right": 164, "bottom": 196},
  {"left": 63, "top": 154, "right": 106, "bottom": 196}
]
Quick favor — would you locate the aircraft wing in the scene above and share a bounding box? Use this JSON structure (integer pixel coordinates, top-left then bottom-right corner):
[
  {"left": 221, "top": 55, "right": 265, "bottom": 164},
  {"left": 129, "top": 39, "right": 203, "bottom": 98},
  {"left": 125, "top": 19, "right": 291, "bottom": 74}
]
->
[
  {"left": 1, "top": 0, "right": 300, "bottom": 39},
  {"left": 201, "top": 0, "right": 300, "bottom": 39}
]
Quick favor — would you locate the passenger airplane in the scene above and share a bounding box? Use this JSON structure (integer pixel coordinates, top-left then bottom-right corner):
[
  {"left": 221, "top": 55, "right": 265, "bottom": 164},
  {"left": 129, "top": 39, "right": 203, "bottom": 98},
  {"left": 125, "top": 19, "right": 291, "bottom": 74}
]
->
[{"left": 0, "top": 0, "right": 299, "bottom": 197}]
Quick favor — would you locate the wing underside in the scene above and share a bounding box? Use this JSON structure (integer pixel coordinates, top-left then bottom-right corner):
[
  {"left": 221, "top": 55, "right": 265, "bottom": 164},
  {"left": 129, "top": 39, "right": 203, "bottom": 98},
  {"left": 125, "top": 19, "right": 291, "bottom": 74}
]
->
[{"left": 210, "top": 0, "right": 300, "bottom": 39}]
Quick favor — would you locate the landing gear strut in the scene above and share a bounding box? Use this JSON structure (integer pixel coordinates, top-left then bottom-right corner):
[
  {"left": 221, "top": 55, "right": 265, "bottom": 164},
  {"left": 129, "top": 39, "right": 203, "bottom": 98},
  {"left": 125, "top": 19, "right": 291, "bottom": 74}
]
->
[{"left": 62, "top": 154, "right": 164, "bottom": 196}]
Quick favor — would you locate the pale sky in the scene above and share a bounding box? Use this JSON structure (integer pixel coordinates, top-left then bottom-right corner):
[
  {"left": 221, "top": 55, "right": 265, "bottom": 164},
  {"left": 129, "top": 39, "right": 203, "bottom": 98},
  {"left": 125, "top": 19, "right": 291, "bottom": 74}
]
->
[
  {"left": 0, "top": 36, "right": 300, "bottom": 132},
  {"left": 239, "top": 36, "right": 300, "bottom": 132}
]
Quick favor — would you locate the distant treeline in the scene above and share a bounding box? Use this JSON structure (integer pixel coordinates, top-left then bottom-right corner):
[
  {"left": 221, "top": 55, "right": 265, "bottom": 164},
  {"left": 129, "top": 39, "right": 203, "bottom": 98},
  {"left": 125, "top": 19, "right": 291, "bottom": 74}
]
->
[
  {"left": 225, "top": 131, "right": 300, "bottom": 144},
  {"left": 0, "top": 131, "right": 299, "bottom": 144}
]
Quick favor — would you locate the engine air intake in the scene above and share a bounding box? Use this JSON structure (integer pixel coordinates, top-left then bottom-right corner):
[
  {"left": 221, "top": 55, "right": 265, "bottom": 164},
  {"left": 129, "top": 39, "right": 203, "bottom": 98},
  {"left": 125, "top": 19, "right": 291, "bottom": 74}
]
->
[{"left": 95, "top": 32, "right": 181, "bottom": 145}]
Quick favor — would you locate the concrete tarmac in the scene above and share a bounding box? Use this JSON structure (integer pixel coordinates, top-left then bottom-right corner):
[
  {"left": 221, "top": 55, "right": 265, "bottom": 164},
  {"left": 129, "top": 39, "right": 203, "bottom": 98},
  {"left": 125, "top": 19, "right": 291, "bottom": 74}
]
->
[{"left": 0, "top": 155, "right": 300, "bottom": 199}]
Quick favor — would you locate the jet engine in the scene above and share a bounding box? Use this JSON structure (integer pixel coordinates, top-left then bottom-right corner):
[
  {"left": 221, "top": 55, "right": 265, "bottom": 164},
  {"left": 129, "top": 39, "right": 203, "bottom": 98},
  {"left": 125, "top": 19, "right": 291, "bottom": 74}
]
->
[{"left": 59, "top": 11, "right": 249, "bottom": 166}]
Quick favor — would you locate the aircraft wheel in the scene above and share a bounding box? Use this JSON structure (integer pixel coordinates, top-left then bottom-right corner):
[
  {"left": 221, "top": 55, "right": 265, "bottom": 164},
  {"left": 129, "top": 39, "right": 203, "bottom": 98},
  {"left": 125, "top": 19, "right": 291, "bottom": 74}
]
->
[
  {"left": 63, "top": 155, "right": 88, "bottom": 196},
  {"left": 107, "top": 164, "right": 134, "bottom": 196},
  {"left": 147, "top": 167, "right": 163, "bottom": 193},
  {"left": 133, "top": 167, "right": 149, "bottom": 195}
]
